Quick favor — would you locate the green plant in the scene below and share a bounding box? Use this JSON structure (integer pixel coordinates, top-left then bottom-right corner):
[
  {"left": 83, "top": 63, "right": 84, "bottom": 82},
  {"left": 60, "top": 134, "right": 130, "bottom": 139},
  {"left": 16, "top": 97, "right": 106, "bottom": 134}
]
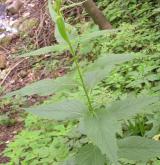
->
[
  {"left": 4, "top": 115, "right": 74, "bottom": 165},
  {"left": 98, "top": 0, "right": 160, "bottom": 29},
  {"left": 0, "top": 96, "right": 25, "bottom": 128},
  {"left": 3, "top": 0, "right": 160, "bottom": 164},
  {"left": 101, "top": 53, "right": 160, "bottom": 93},
  {"left": 89, "top": 0, "right": 160, "bottom": 96},
  {"left": 0, "top": 114, "right": 16, "bottom": 126}
]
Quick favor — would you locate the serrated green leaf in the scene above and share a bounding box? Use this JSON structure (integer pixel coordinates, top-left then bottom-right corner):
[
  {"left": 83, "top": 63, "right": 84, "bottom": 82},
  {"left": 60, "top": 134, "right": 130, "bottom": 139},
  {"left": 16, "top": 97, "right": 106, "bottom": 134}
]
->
[
  {"left": 75, "top": 144, "right": 105, "bottom": 165},
  {"left": 18, "top": 30, "right": 114, "bottom": 57},
  {"left": 18, "top": 44, "right": 68, "bottom": 57},
  {"left": 63, "top": 156, "right": 76, "bottom": 165},
  {"left": 3, "top": 76, "right": 77, "bottom": 98},
  {"left": 85, "top": 54, "right": 134, "bottom": 89},
  {"left": 78, "top": 29, "right": 116, "bottom": 43},
  {"left": 25, "top": 100, "right": 87, "bottom": 121},
  {"left": 87, "top": 54, "right": 134, "bottom": 70},
  {"left": 84, "top": 65, "right": 114, "bottom": 89},
  {"left": 106, "top": 96, "right": 158, "bottom": 121},
  {"left": 118, "top": 136, "right": 160, "bottom": 162},
  {"left": 146, "top": 74, "right": 159, "bottom": 81},
  {"left": 145, "top": 113, "right": 160, "bottom": 137},
  {"left": 83, "top": 110, "right": 119, "bottom": 165},
  {"left": 153, "top": 83, "right": 160, "bottom": 92}
]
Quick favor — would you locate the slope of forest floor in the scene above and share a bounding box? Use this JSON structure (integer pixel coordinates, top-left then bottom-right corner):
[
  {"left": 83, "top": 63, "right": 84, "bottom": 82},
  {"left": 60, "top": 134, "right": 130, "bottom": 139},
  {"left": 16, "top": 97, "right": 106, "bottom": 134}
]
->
[
  {"left": 0, "top": 0, "right": 160, "bottom": 164},
  {"left": 0, "top": 0, "right": 55, "bottom": 163}
]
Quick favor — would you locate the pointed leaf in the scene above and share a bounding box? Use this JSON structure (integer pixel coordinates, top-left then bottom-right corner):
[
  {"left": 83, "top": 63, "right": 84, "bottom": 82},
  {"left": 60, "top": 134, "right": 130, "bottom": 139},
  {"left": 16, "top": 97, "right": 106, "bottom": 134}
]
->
[
  {"left": 48, "top": 0, "right": 57, "bottom": 22},
  {"left": 75, "top": 144, "right": 105, "bottom": 165},
  {"left": 55, "top": 0, "right": 62, "bottom": 12},
  {"left": 4, "top": 76, "right": 77, "bottom": 98},
  {"left": 25, "top": 100, "right": 87, "bottom": 121},
  {"left": 85, "top": 54, "right": 134, "bottom": 89},
  {"left": 19, "top": 44, "right": 68, "bottom": 57},
  {"left": 48, "top": 0, "right": 70, "bottom": 44},
  {"left": 106, "top": 96, "right": 158, "bottom": 121},
  {"left": 87, "top": 54, "right": 134, "bottom": 71},
  {"left": 56, "top": 16, "right": 70, "bottom": 44},
  {"left": 55, "top": 23, "right": 78, "bottom": 44},
  {"left": 83, "top": 110, "right": 119, "bottom": 165},
  {"left": 18, "top": 30, "right": 114, "bottom": 57},
  {"left": 84, "top": 65, "right": 114, "bottom": 89},
  {"left": 118, "top": 136, "right": 160, "bottom": 162},
  {"left": 78, "top": 29, "right": 116, "bottom": 43}
]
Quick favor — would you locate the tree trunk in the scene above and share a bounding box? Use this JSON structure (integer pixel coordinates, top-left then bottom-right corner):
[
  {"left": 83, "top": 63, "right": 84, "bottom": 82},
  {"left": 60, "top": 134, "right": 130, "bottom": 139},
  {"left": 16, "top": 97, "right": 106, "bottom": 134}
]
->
[
  {"left": 83, "top": 0, "right": 112, "bottom": 30},
  {"left": 71, "top": 0, "right": 112, "bottom": 30}
]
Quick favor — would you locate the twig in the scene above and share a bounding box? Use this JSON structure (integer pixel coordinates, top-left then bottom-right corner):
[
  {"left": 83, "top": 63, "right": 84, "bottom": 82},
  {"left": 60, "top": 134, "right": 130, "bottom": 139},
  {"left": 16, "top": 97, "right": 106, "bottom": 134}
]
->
[
  {"left": 0, "top": 57, "right": 28, "bottom": 86},
  {"left": 0, "top": 46, "right": 10, "bottom": 55},
  {"left": 16, "top": 54, "right": 52, "bottom": 72}
]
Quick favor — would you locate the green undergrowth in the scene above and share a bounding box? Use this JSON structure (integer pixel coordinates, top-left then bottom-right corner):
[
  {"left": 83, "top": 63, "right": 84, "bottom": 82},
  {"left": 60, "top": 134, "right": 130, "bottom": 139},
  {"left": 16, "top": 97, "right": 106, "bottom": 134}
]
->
[
  {"left": 92, "top": 0, "right": 160, "bottom": 94},
  {"left": 4, "top": 87, "right": 112, "bottom": 165},
  {"left": 3, "top": 114, "right": 75, "bottom": 165},
  {"left": 2, "top": 0, "right": 160, "bottom": 164}
]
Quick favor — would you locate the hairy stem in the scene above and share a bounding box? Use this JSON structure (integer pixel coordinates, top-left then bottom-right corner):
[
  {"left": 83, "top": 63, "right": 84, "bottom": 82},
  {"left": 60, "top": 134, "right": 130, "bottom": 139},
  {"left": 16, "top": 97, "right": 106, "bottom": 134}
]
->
[{"left": 68, "top": 42, "right": 94, "bottom": 113}]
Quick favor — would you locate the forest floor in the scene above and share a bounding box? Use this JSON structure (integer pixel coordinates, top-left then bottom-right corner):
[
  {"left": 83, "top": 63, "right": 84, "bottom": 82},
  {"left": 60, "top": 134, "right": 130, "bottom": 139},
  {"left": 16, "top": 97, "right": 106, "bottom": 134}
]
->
[
  {"left": 0, "top": 0, "right": 57, "bottom": 163},
  {"left": 0, "top": 0, "right": 160, "bottom": 164}
]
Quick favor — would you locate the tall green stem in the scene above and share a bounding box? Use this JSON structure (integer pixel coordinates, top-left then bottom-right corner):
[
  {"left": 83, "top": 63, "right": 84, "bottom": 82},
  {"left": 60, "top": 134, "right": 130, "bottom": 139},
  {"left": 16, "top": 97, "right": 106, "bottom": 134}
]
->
[
  {"left": 68, "top": 42, "right": 94, "bottom": 113},
  {"left": 53, "top": 0, "right": 93, "bottom": 112}
]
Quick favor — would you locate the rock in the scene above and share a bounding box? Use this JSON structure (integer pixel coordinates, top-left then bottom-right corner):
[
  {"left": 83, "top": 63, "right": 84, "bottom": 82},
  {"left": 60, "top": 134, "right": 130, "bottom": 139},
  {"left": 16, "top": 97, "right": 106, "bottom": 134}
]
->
[
  {"left": 0, "top": 53, "right": 6, "bottom": 69},
  {"left": 0, "top": 4, "right": 6, "bottom": 16},
  {"left": 0, "top": 34, "right": 13, "bottom": 46},
  {"left": 19, "top": 70, "right": 27, "bottom": 78},
  {"left": 6, "top": 0, "right": 23, "bottom": 15},
  {"left": 19, "top": 18, "right": 39, "bottom": 34},
  {"left": 0, "top": 18, "right": 18, "bottom": 45}
]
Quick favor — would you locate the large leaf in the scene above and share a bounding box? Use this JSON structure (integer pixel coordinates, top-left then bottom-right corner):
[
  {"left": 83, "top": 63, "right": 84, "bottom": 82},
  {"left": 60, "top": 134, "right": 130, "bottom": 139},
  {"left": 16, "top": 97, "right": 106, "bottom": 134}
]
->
[
  {"left": 118, "top": 136, "right": 160, "bottom": 162},
  {"left": 78, "top": 29, "right": 116, "bottom": 43},
  {"left": 56, "top": 15, "right": 70, "bottom": 44},
  {"left": 19, "top": 30, "right": 115, "bottom": 57},
  {"left": 19, "top": 44, "right": 68, "bottom": 57},
  {"left": 4, "top": 76, "right": 77, "bottom": 98},
  {"left": 153, "top": 83, "right": 160, "bottom": 93},
  {"left": 85, "top": 54, "right": 134, "bottom": 89},
  {"left": 82, "top": 110, "right": 119, "bottom": 165},
  {"left": 75, "top": 144, "right": 105, "bottom": 165},
  {"left": 84, "top": 65, "right": 114, "bottom": 89},
  {"left": 63, "top": 157, "right": 76, "bottom": 165},
  {"left": 25, "top": 100, "right": 87, "bottom": 121},
  {"left": 145, "top": 112, "right": 160, "bottom": 138},
  {"left": 106, "top": 95, "right": 158, "bottom": 121},
  {"left": 87, "top": 54, "right": 134, "bottom": 71},
  {"left": 55, "top": 22, "right": 78, "bottom": 44},
  {"left": 49, "top": 0, "right": 72, "bottom": 45}
]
